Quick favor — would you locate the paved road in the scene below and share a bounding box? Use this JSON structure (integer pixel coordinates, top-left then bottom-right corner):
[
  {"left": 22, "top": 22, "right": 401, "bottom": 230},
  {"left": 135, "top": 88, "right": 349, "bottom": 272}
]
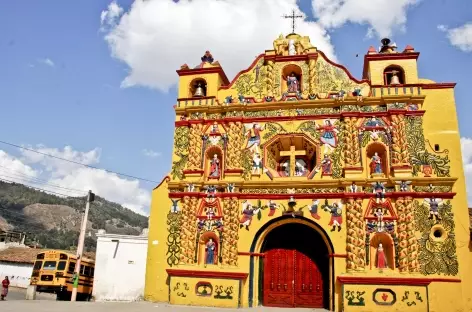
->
[
  {"left": 0, "top": 300, "right": 328, "bottom": 312},
  {"left": 3, "top": 287, "right": 55, "bottom": 301}
]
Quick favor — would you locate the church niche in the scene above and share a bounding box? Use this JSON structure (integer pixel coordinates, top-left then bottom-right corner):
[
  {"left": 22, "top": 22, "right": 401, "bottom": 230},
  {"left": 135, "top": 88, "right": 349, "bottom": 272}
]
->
[
  {"left": 264, "top": 134, "right": 318, "bottom": 178},
  {"left": 369, "top": 232, "right": 395, "bottom": 271},
  {"left": 281, "top": 64, "right": 302, "bottom": 94},
  {"left": 366, "top": 142, "right": 389, "bottom": 178},
  {"left": 198, "top": 231, "right": 219, "bottom": 266},
  {"left": 205, "top": 146, "right": 223, "bottom": 180},
  {"left": 189, "top": 78, "right": 207, "bottom": 98}
]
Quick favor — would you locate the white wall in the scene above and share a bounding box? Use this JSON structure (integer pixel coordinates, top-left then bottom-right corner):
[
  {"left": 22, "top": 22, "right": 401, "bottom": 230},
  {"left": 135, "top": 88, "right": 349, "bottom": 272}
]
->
[
  {"left": 92, "top": 233, "right": 148, "bottom": 301},
  {"left": 0, "top": 262, "right": 33, "bottom": 288}
]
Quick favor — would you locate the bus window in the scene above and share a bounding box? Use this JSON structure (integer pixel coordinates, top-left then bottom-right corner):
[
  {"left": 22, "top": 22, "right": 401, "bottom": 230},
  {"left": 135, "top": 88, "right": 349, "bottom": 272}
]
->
[
  {"left": 33, "top": 261, "right": 42, "bottom": 270},
  {"left": 90, "top": 267, "right": 95, "bottom": 277},
  {"left": 80, "top": 266, "right": 86, "bottom": 275},
  {"left": 84, "top": 266, "right": 91, "bottom": 276},
  {"left": 68, "top": 262, "right": 75, "bottom": 273},
  {"left": 57, "top": 261, "right": 67, "bottom": 271},
  {"left": 43, "top": 261, "right": 57, "bottom": 270}
]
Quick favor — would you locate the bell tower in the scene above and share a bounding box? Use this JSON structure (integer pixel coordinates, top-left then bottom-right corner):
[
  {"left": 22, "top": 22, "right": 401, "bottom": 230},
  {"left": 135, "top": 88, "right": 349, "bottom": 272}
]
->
[
  {"left": 362, "top": 38, "right": 420, "bottom": 87},
  {"left": 176, "top": 51, "right": 230, "bottom": 100}
]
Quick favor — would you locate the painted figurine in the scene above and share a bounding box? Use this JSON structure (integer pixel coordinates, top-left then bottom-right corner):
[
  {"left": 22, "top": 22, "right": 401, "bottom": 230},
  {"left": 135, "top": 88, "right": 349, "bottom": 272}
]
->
[
  {"left": 226, "top": 183, "right": 235, "bottom": 193},
  {"left": 349, "top": 182, "right": 358, "bottom": 193},
  {"left": 353, "top": 88, "right": 362, "bottom": 101},
  {"left": 214, "top": 219, "right": 224, "bottom": 232},
  {"left": 287, "top": 72, "right": 299, "bottom": 92},
  {"left": 267, "top": 200, "right": 278, "bottom": 217},
  {"left": 205, "top": 238, "right": 216, "bottom": 265},
  {"left": 245, "top": 123, "right": 264, "bottom": 154},
  {"left": 239, "top": 201, "right": 260, "bottom": 231},
  {"left": 205, "top": 206, "right": 216, "bottom": 220},
  {"left": 209, "top": 154, "right": 220, "bottom": 177},
  {"left": 201, "top": 50, "right": 214, "bottom": 63},
  {"left": 396, "top": 180, "right": 412, "bottom": 192},
  {"left": 319, "top": 120, "right": 338, "bottom": 153},
  {"left": 211, "top": 122, "right": 218, "bottom": 133},
  {"left": 186, "top": 183, "right": 195, "bottom": 192},
  {"left": 252, "top": 153, "right": 263, "bottom": 174},
  {"left": 170, "top": 199, "right": 180, "bottom": 213},
  {"left": 323, "top": 200, "right": 343, "bottom": 232},
  {"left": 424, "top": 197, "right": 444, "bottom": 221},
  {"left": 366, "top": 117, "right": 380, "bottom": 127},
  {"left": 205, "top": 185, "right": 217, "bottom": 198},
  {"left": 224, "top": 95, "right": 233, "bottom": 105},
  {"left": 321, "top": 154, "right": 332, "bottom": 176},
  {"left": 370, "top": 152, "right": 383, "bottom": 175},
  {"left": 309, "top": 199, "right": 321, "bottom": 220},
  {"left": 197, "top": 219, "right": 205, "bottom": 231},
  {"left": 288, "top": 39, "right": 296, "bottom": 56},
  {"left": 372, "top": 182, "right": 386, "bottom": 203},
  {"left": 376, "top": 243, "right": 387, "bottom": 271},
  {"left": 374, "top": 208, "right": 384, "bottom": 232}
]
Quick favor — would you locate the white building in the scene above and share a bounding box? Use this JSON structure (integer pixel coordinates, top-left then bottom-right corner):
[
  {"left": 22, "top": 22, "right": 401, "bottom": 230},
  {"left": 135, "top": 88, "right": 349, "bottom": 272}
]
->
[
  {"left": 92, "top": 229, "right": 148, "bottom": 301},
  {"left": 0, "top": 247, "right": 43, "bottom": 288}
]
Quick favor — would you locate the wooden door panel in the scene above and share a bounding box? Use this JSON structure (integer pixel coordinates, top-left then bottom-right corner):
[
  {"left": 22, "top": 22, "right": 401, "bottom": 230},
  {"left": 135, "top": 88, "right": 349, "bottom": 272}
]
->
[
  {"left": 293, "top": 251, "right": 324, "bottom": 308},
  {"left": 263, "top": 249, "right": 294, "bottom": 307}
]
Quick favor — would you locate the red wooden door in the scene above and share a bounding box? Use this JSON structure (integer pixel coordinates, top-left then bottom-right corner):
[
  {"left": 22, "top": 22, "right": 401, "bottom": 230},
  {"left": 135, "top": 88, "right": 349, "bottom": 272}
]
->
[{"left": 263, "top": 249, "right": 324, "bottom": 308}]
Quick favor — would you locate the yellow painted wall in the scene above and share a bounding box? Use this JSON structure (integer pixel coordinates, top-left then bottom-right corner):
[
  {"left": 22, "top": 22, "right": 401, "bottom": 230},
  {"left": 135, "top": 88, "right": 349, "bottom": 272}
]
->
[{"left": 145, "top": 34, "right": 472, "bottom": 312}]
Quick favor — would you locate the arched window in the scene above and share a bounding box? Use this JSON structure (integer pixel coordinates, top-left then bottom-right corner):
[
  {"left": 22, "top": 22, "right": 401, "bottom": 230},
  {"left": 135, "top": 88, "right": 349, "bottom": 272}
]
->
[
  {"left": 189, "top": 78, "right": 207, "bottom": 98},
  {"left": 383, "top": 65, "right": 405, "bottom": 85}
]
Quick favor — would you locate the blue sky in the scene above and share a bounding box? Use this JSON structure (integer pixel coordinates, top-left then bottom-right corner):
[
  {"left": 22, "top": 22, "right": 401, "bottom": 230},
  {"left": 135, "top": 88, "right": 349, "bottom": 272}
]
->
[{"left": 1, "top": 0, "right": 471, "bottom": 214}]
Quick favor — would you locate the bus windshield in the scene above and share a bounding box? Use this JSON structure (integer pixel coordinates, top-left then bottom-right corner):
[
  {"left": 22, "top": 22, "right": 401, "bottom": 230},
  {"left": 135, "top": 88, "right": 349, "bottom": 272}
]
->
[
  {"left": 33, "top": 261, "right": 42, "bottom": 270},
  {"left": 43, "top": 261, "right": 57, "bottom": 270}
]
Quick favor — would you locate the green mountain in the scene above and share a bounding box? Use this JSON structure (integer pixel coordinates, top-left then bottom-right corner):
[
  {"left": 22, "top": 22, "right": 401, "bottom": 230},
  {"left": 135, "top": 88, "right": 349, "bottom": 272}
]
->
[{"left": 0, "top": 181, "right": 148, "bottom": 252}]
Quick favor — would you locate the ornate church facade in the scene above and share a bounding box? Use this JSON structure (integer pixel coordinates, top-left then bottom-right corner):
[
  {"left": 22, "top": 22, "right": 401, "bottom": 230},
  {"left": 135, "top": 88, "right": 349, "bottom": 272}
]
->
[{"left": 144, "top": 32, "right": 472, "bottom": 311}]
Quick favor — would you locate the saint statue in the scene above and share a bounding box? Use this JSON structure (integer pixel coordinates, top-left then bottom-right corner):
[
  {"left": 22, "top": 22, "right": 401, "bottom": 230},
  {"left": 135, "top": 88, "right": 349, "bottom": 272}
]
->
[
  {"left": 321, "top": 154, "right": 332, "bottom": 175},
  {"left": 287, "top": 72, "right": 299, "bottom": 93},
  {"left": 205, "top": 238, "right": 216, "bottom": 265},
  {"left": 374, "top": 208, "right": 384, "bottom": 232},
  {"left": 245, "top": 123, "right": 264, "bottom": 154},
  {"left": 370, "top": 152, "right": 382, "bottom": 174},
  {"left": 288, "top": 39, "right": 296, "bottom": 56},
  {"left": 209, "top": 154, "right": 220, "bottom": 177},
  {"left": 376, "top": 243, "right": 387, "bottom": 271}
]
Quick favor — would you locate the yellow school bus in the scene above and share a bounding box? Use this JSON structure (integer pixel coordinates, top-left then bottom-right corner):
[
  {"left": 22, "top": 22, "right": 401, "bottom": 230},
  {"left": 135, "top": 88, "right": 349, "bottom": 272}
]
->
[{"left": 30, "top": 250, "right": 95, "bottom": 301}]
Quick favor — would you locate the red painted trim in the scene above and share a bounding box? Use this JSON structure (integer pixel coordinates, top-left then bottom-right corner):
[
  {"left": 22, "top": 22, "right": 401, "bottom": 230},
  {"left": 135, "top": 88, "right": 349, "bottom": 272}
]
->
[
  {"left": 166, "top": 269, "right": 248, "bottom": 280},
  {"left": 153, "top": 176, "right": 170, "bottom": 190},
  {"left": 421, "top": 83, "right": 456, "bottom": 89},
  {"left": 168, "top": 192, "right": 456, "bottom": 200},
  {"left": 238, "top": 252, "right": 265, "bottom": 257},
  {"left": 329, "top": 254, "right": 347, "bottom": 258},
  {"left": 225, "top": 169, "right": 244, "bottom": 174},
  {"left": 182, "top": 169, "right": 204, "bottom": 175},
  {"left": 337, "top": 276, "right": 461, "bottom": 286},
  {"left": 176, "top": 67, "right": 230, "bottom": 85},
  {"left": 318, "top": 50, "right": 370, "bottom": 85},
  {"left": 219, "top": 54, "right": 265, "bottom": 90},
  {"left": 177, "top": 96, "right": 216, "bottom": 101},
  {"left": 391, "top": 165, "right": 413, "bottom": 170},
  {"left": 175, "top": 120, "right": 189, "bottom": 127}
]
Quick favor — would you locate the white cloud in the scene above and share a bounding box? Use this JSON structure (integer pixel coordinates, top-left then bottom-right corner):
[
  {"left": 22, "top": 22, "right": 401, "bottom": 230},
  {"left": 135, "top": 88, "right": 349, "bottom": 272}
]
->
[
  {"left": 438, "top": 23, "right": 472, "bottom": 52},
  {"left": 461, "top": 137, "right": 472, "bottom": 206},
  {"left": 0, "top": 146, "right": 151, "bottom": 216},
  {"left": 101, "top": 0, "right": 335, "bottom": 92},
  {"left": 142, "top": 149, "right": 161, "bottom": 158},
  {"left": 38, "top": 58, "right": 55, "bottom": 67},
  {"left": 311, "top": 0, "right": 421, "bottom": 38}
]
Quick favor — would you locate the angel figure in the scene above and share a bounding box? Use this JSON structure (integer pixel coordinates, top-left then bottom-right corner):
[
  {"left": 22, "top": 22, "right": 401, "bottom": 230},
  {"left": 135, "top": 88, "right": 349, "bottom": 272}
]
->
[
  {"left": 318, "top": 119, "right": 339, "bottom": 154},
  {"left": 244, "top": 123, "right": 264, "bottom": 154},
  {"left": 372, "top": 182, "right": 386, "bottom": 204},
  {"left": 323, "top": 200, "right": 343, "bottom": 232},
  {"left": 309, "top": 199, "right": 321, "bottom": 220},
  {"left": 396, "top": 180, "right": 412, "bottom": 192},
  {"left": 204, "top": 185, "right": 217, "bottom": 198},
  {"left": 239, "top": 201, "right": 261, "bottom": 230},
  {"left": 424, "top": 197, "right": 444, "bottom": 221},
  {"left": 170, "top": 199, "right": 180, "bottom": 213}
]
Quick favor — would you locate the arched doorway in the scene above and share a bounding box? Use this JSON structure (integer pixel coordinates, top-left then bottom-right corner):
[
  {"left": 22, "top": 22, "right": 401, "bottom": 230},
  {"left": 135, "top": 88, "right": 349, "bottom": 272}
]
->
[{"left": 260, "top": 222, "right": 330, "bottom": 309}]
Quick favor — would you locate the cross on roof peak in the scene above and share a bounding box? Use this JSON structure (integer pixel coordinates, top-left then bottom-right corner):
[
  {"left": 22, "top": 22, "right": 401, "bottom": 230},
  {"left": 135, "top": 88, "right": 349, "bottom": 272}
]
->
[{"left": 283, "top": 9, "right": 304, "bottom": 34}]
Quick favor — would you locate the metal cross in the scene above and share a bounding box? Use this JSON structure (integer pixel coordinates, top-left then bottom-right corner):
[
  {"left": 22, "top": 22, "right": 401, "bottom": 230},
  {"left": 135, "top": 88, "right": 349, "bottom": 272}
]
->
[{"left": 283, "top": 9, "right": 304, "bottom": 34}]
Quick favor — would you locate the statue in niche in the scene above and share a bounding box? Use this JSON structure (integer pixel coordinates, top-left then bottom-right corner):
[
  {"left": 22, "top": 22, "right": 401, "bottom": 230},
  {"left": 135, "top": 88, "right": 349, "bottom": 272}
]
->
[
  {"left": 349, "top": 182, "right": 358, "bottom": 193},
  {"left": 287, "top": 72, "right": 300, "bottom": 93},
  {"left": 209, "top": 154, "right": 220, "bottom": 177},
  {"left": 319, "top": 119, "right": 338, "bottom": 154},
  {"left": 252, "top": 153, "right": 263, "bottom": 175},
  {"left": 288, "top": 39, "right": 296, "bottom": 55},
  {"left": 211, "top": 122, "right": 218, "bottom": 133},
  {"left": 205, "top": 206, "right": 216, "bottom": 220},
  {"left": 205, "top": 238, "right": 216, "bottom": 266},
  {"left": 295, "top": 158, "right": 307, "bottom": 176},
  {"left": 376, "top": 243, "right": 388, "bottom": 271},
  {"left": 320, "top": 154, "right": 332, "bottom": 175},
  {"left": 369, "top": 152, "right": 383, "bottom": 175},
  {"left": 374, "top": 208, "right": 385, "bottom": 232},
  {"left": 280, "top": 159, "right": 290, "bottom": 177}
]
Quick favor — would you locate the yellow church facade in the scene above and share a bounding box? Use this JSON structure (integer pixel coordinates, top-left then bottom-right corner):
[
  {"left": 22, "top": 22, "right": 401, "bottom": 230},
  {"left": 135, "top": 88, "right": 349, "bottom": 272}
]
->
[{"left": 144, "top": 33, "right": 472, "bottom": 311}]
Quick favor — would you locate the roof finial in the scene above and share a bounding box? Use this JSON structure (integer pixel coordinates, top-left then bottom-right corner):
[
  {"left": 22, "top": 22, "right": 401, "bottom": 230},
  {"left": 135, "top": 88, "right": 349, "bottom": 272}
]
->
[{"left": 283, "top": 9, "right": 303, "bottom": 34}]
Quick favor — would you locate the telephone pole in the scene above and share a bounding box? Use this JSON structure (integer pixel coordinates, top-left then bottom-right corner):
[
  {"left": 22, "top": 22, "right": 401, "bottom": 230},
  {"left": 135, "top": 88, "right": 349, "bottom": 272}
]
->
[{"left": 71, "top": 190, "right": 94, "bottom": 302}]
